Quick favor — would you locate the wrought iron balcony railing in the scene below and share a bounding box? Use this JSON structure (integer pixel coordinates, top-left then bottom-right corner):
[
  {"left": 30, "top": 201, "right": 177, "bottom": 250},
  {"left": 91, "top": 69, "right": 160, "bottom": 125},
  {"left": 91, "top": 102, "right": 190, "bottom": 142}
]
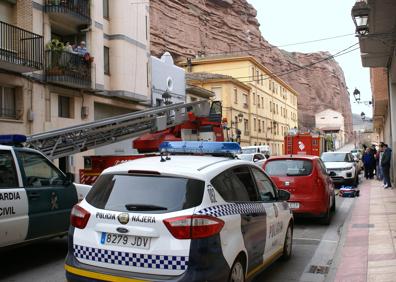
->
[
  {"left": 0, "top": 21, "right": 44, "bottom": 72},
  {"left": 44, "top": 0, "right": 91, "bottom": 23},
  {"left": 45, "top": 50, "right": 91, "bottom": 89}
]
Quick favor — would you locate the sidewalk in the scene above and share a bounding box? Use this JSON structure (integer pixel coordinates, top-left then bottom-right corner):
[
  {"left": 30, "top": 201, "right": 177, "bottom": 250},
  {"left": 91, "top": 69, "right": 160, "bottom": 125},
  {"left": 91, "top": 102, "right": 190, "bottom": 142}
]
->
[{"left": 334, "top": 179, "right": 396, "bottom": 282}]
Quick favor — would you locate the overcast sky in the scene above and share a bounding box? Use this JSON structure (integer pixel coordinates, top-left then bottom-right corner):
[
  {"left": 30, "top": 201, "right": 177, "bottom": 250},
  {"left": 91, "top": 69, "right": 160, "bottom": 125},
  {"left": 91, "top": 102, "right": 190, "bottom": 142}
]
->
[{"left": 248, "top": 0, "right": 372, "bottom": 118}]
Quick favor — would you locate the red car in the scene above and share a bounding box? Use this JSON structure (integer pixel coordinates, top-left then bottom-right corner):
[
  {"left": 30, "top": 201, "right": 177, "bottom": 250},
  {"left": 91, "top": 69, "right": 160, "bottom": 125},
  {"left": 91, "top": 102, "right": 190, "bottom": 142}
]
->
[{"left": 263, "top": 155, "right": 336, "bottom": 224}]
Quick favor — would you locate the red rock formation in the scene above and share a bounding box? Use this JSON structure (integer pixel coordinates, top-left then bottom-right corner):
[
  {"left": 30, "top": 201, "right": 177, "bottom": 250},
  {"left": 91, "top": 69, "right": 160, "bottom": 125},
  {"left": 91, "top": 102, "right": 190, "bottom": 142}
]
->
[{"left": 150, "top": 0, "right": 352, "bottom": 136}]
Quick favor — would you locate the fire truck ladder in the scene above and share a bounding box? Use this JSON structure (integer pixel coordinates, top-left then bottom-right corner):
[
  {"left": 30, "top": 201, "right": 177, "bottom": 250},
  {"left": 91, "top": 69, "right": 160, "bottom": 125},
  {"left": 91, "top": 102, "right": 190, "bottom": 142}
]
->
[{"left": 26, "top": 101, "right": 210, "bottom": 160}]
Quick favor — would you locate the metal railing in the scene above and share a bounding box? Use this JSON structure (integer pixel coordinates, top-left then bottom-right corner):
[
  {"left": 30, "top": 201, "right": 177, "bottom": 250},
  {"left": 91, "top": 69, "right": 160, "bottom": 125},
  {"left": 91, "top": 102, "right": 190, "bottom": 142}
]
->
[
  {"left": 0, "top": 21, "right": 44, "bottom": 70},
  {"left": 45, "top": 50, "right": 91, "bottom": 88},
  {"left": 44, "top": 0, "right": 90, "bottom": 21}
]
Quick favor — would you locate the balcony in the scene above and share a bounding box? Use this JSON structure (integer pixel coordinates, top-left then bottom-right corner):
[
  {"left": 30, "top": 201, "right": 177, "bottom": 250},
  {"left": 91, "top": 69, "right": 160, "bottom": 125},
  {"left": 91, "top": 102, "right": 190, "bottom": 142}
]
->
[
  {"left": 44, "top": 0, "right": 91, "bottom": 35},
  {"left": 0, "top": 21, "right": 44, "bottom": 73},
  {"left": 45, "top": 50, "right": 91, "bottom": 89}
]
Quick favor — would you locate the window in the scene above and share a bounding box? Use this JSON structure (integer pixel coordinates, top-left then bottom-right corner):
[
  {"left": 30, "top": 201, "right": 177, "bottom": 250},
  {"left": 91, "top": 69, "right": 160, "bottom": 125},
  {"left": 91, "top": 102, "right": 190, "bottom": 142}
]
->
[
  {"left": 257, "top": 95, "right": 260, "bottom": 107},
  {"left": 104, "top": 46, "right": 110, "bottom": 75},
  {"left": 243, "top": 93, "right": 248, "bottom": 106},
  {"left": 261, "top": 74, "right": 264, "bottom": 85},
  {"left": 103, "top": 0, "right": 109, "bottom": 19},
  {"left": 252, "top": 92, "right": 256, "bottom": 105},
  {"left": 0, "top": 150, "right": 18, "bottom": 188},
  {"left": 86, "top": 174, "right": 204, "bottom": 213},
  {"left": 251, "top": 167, "right": 276, "bottom": 201},
  {"left": 58, "top": 96, "right": 72, "bottom": 118},
  {"left": 256, "top": 70, "right": 259, "bottom": 83},
  {"left": 265, "top": 159, "right": 313, "bottom": 177},
  {"left": 251, "top": 67, "right": 255, "bottom": 81},
  {"left": 269, "top": 80, "right": 272, "bottom": 90},
  {"left": 254, "top": 118, "right": 257, "bottom": 131},
  {"left": 234, "top": 88, "right": 238, "bottom": 104},
  {"left": 258, "top": 119, "right": 261, "bottom": 132},
  {"left": 15, "top": 150, "right": 65, "bottom": 187},
  {"left": 0, "top": 86, "right": 16, "bottom": 119},
  {"left": 211, "top": 166, "right": 258, "bottom": 202},
  {"left": 244, "top": 119, "right": 249, "bottom": 134},
  {"left": 261, "top": 97, "right": 264, "bottom": 108}
]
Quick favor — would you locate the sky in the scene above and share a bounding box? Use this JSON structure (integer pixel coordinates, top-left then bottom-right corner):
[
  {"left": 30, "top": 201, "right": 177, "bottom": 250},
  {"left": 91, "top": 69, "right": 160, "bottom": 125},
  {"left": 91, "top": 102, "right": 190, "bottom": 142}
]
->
[{"left": 247, "top": 0, "right": 372, "bottom": 118}]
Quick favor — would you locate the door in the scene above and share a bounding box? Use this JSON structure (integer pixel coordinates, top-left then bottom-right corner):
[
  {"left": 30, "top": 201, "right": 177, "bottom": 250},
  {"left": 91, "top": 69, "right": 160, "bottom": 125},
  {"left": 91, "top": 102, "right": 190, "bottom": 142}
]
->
[
  {"left": 0, "top": 149, "right": 29, "bottom": 247},
  {"left": 15, "top": 149, "right": 78, "bottom": 240},
  {"left": 251, "top": 167, "right": 285, "bottom": 259},
  {"left": 229, "top": 166, "right": 266, "bottom": 272}
]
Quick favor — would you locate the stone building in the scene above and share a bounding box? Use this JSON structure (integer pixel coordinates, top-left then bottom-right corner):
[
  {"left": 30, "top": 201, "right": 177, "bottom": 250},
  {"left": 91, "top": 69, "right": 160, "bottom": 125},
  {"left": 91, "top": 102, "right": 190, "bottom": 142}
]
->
[
  {"left": 315, "top": 109, "right": 346, "bottom": 150},
  {"left": 185, "top": 56, "right": 299, "bottom": 155}
]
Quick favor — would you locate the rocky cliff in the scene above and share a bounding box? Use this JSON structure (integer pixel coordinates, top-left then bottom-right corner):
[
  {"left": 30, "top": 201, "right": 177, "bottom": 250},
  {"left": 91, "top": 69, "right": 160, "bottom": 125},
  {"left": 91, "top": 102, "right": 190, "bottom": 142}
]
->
[{"left": 150, "top": 0, "right": 352, "bottom": 136}]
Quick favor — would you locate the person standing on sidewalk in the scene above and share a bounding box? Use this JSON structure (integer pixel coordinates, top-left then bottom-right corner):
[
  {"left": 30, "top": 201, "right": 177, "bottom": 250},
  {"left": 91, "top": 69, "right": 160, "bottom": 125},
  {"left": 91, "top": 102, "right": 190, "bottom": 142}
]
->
[
  {"left": 380, "top": 143, "right": 392, "bottom": 189},
  {"left": 363, "top": 147, "right": 375, "bottom": 179}
]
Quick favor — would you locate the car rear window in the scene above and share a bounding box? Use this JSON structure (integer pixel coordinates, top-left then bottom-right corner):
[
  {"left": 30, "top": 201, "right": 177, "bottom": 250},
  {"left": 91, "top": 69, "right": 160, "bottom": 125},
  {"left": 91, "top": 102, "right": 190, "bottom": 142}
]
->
[
  {"left": 85, "top": 174, "right": 205, "bottom": 213},
  {"left": 265, "top": 159, "right": 313, "bottom": 176}
]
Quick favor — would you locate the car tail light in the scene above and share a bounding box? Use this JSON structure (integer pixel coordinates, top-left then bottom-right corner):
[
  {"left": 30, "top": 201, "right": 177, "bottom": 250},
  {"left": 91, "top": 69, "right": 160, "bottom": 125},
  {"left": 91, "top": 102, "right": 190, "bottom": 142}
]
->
[
  {"left": 163, "top": 215, "right": 224, "bottom": 239},
  {"left": 70, "top": 205, "right": 90, "bottom": 229}
]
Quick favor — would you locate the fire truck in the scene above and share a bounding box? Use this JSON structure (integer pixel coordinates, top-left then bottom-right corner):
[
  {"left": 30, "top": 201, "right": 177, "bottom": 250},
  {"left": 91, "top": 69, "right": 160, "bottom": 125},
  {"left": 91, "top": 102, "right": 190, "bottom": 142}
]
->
[
  {"left": 284, "top": 132, "right": 327, "bottom": 157},
  {"left": 26, "top": 100, "right": 224, "bottom": 185}
]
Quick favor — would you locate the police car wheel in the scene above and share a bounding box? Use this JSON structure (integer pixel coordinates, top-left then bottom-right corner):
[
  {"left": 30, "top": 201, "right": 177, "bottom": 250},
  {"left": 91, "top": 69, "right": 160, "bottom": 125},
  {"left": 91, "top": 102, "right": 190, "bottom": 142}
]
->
[
  {"left": 282, "top": 223, "right": 293, "bottom": 260},
  {"left": 229, "top": 259, "right": 245, "bottom": 282}
]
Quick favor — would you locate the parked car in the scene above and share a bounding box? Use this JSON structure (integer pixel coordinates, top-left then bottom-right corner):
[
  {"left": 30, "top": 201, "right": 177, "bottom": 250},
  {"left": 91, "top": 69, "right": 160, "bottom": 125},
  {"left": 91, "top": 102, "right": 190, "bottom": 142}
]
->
[
  {"left": 237, "top": 152, "right": 267, "bottom": 167},
  {"left": 263, "top": 155, "right": 335, "bottom": 224},
  {"left": 0, "top": 134, "right": 91, "bottom": 249},
  {"left": 65, "top": 141, "right": 293, "bottom": 282},
  {"left": 321, "top": 152, "right": 359, "bottom": 186}
]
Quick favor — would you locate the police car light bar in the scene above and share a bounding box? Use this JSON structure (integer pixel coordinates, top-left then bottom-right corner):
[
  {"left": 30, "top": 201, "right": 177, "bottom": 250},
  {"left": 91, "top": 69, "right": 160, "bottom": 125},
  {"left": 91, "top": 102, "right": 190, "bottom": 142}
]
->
[
  {"left": 159, "top": 141, "right": 241, "bottom": 155},
  {"left": 0, "top": 134, "right": 27, "bottom": 146}
]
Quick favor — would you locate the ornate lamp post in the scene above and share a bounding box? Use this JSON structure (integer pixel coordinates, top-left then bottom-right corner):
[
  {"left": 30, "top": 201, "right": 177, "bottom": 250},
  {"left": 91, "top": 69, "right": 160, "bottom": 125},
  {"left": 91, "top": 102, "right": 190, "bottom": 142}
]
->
[{"left": 351, "top": 1, "right": 370, "bottom": 36}]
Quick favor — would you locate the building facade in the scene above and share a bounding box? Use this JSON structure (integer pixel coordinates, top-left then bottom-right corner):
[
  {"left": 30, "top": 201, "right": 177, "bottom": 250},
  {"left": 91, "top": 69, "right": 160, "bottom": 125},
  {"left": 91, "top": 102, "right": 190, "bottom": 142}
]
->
[
  {"left": 186, "top": 56, "right": 299, "bottom": 155},
  {"left": 315, "top": 109, "right": 346, "bottom": 150},
  {"left": 352, "top": 0, "right": 396, "bottom": 183},
  {"left": 0, "top": 0, "right": 150, "bottom": 177}
]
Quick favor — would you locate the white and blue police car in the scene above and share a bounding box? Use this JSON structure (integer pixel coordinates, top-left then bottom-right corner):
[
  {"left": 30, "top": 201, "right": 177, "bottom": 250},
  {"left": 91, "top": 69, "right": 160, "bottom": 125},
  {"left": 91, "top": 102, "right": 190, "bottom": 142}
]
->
[
  {"left": 0, "top": 134, "right": 90, "bottom": 248},
  {"left": 65, "top": 141, "right": 293, "bottom": 282}
]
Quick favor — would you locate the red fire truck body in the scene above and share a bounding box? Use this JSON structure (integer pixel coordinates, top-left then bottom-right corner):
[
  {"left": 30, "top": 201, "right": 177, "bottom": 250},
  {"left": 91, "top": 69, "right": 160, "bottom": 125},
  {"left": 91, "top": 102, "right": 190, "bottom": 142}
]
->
[
  {"left": 80, "top": 103, "right": 224, "bottom": 184},
  {"left": 284, "top": 132, "right": 326, "bottom": 157}
]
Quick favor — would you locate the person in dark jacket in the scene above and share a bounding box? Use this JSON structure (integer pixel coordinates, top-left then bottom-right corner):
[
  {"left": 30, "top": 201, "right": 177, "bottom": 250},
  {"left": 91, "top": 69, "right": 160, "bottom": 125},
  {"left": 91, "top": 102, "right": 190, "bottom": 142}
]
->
[
  {"left": 380, "top": 143, "right": 392, "bottom": 188},
  {"left": 362, "top": 147, "right": 375, "bottom": 179}
]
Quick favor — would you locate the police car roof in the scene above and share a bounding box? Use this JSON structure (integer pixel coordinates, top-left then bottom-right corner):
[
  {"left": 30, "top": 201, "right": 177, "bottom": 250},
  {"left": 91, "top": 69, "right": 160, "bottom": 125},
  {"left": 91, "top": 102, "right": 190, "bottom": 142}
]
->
[{"left": 102, "top": 155, "right": 249, "bottom": 180}]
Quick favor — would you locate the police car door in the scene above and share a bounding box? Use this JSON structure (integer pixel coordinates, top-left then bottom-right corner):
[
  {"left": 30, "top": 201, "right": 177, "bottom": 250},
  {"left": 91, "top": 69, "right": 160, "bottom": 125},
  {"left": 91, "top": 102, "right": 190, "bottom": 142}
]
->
[
  {"left": 228, "top": 165, "right": 267, "bottom": 273},
  {"left": 0, "top": 149, "right": 28, "bottom": 247},
  {"left": 251, "top": 167, "right": 285, "bottom": 259},
  {"left": 15, "top": 149, "right": 78, "bottom": 240}
]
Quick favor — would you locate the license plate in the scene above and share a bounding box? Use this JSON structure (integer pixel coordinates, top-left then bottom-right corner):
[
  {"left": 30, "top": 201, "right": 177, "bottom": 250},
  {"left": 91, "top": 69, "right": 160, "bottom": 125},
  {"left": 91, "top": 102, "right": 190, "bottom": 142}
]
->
[
  {"left": 101, "top": 232, "right": 151, "bottom": 250},
  {"left": 288, "top": 202, "right": 300, "bottom": 209}
]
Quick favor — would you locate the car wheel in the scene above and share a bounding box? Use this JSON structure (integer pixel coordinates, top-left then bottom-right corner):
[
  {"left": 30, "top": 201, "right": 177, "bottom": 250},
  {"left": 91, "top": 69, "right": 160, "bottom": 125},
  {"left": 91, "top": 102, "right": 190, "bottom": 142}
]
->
[
  {"left": 282, "top": 223, "right": 293, "bottom": 260},
  {"left": 331, "top": 194, "right": 336, "bottom": 213},
  {"left": 229, "top": 259, "right": 245, "bottom": 282}
]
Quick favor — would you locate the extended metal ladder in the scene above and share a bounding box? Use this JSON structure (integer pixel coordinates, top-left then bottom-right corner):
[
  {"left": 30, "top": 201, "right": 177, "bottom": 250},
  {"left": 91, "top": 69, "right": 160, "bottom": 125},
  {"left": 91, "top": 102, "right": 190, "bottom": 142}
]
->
[{"left": 27, "top": 101, "right": 210, "bottom": 160}]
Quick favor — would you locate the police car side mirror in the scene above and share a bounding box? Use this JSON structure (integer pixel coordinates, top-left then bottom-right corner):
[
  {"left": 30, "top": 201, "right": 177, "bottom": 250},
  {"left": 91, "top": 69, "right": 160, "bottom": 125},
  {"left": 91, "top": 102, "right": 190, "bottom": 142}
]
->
[
  {"left": 64, "top": 172, "right": 75, "bottom": 185},
  {"left": 278, "top": 189, "right": 290, "bottom": 201}
]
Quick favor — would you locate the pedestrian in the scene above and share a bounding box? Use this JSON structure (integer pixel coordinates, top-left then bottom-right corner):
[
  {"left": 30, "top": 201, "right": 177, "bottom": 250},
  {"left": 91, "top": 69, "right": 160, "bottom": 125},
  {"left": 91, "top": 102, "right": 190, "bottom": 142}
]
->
[
  {"left": 75, "top": 41, "right": 88, "bottom": 56},
  {"left": 376, "top": 142, "right": 385, "bottom": 181},
  {"left": 371, "top": 144, "right": 377, "bottom": 176},
  {"left": 380, "top": 143, "right": 392, "bottom": 189},
  {"left": 362, "top": 147, "right": 375, "bottom": 179}
]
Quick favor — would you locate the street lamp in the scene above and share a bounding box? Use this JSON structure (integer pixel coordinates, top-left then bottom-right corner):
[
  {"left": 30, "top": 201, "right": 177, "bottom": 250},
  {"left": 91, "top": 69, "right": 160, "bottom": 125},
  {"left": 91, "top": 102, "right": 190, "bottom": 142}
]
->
[
  {"left": 351, "top": 1, "right": 370, "bottom": 36},
  {"left": 162, "top": 90, "right": 172, "bottom": 105},
  {"left": 353, "top": 88, "right": 361, "bottom": 103}
]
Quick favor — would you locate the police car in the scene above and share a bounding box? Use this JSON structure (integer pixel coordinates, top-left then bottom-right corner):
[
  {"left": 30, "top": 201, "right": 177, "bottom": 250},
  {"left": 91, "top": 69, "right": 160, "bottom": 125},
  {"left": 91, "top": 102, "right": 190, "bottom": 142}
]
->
[
  {"left": 0, "top": 134, "right": 90, "bottom": 248},
  {"left": 65, "top": 141, "right": 293, "bottom": 282}
]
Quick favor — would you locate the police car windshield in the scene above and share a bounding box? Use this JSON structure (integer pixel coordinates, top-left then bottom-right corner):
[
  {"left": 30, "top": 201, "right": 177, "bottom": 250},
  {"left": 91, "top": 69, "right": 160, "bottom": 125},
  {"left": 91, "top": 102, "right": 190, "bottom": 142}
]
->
[
  {"left": 85, "top": 174, "right": 205, "bottom": 214},
  {"left": 265, "top": 159, "right": 313, "bottom": 176}
]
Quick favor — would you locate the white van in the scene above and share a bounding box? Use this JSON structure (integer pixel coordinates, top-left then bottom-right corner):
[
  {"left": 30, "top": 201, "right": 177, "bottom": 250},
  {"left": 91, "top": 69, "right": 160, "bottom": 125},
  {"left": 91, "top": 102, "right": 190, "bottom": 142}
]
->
[{"left": 242, "top": 145, "right": 271, "bottom": 156}]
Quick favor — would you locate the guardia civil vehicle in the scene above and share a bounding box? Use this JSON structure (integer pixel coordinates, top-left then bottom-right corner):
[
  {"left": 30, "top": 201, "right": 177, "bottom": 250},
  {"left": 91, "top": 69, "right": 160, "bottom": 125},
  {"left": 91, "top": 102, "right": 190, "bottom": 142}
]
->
[
  {"left": 65, "top": 141, "right": 293, "bottom": 282},
  {"left": 0, "top": 134, "right": 90, "bottom": 248}
]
